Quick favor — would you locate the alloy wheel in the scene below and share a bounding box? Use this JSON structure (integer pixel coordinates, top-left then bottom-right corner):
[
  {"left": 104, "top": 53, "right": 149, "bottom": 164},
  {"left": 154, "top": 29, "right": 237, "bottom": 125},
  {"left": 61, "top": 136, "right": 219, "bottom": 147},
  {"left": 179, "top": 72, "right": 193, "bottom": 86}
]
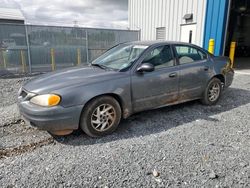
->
[
  {"left": 208, "top": 83, "right": 220, "bottom": 102},
  {"left": 91, "top": 104, "right": 116, "bottom": 132}
]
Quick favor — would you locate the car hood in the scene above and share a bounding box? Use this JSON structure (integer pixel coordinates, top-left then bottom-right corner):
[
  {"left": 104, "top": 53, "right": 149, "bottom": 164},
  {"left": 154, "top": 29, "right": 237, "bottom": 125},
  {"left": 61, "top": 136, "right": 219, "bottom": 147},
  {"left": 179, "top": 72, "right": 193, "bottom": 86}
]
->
[{"left": 23, "top": 65, "right": 124, "bottom": 94}]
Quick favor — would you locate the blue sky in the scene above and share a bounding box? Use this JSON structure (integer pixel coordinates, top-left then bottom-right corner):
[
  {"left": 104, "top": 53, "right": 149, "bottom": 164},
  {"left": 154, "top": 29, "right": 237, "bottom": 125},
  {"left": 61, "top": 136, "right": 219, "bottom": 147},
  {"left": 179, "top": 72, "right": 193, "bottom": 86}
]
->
[{"left": 0, "top": 0, "right": 128, "bottom": 28}]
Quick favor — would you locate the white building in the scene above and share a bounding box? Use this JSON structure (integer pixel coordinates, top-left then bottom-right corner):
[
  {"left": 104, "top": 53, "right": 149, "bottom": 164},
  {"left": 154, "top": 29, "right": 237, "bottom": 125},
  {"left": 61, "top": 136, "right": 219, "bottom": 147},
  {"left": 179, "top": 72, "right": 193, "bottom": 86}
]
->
[
  {"left": 0, "top": 8, "right": 25, "bottom": 24},
  {"left": 129, "top": 0, "right": 250, "bottom": 59},
  {"left": 129, "top": 0, "right": 206, "bottom": 47}
]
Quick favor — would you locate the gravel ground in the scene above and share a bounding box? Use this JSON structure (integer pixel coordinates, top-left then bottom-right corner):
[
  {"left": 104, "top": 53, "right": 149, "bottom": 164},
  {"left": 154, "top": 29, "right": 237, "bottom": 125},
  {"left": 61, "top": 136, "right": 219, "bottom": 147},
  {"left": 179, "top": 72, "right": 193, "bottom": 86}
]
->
[{"left": 0, "top": 72, "right": 250, "bottom": 187}]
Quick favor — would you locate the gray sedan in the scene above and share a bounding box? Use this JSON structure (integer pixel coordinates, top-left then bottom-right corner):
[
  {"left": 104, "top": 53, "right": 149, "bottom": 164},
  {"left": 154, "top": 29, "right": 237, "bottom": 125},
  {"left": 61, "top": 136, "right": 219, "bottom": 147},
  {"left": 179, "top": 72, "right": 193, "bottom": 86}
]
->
[{"left": 18, "top": 41, "right": 234, "bottom": 137}]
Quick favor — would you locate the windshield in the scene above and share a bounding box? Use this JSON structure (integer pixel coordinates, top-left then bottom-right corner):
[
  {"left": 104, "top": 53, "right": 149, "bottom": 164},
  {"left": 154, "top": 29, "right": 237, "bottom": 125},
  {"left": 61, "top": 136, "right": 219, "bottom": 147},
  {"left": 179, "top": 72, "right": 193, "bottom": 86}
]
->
[{"left": 92, "top": 44, "right": 148, "bottom": 71}]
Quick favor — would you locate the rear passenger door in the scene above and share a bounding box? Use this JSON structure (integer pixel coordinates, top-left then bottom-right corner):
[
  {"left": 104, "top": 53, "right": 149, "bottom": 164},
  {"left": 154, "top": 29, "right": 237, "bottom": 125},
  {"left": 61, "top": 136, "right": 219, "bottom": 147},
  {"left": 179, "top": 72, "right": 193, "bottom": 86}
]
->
[{"left": 174, "top": 45, "right": 211, "bottom": 100}]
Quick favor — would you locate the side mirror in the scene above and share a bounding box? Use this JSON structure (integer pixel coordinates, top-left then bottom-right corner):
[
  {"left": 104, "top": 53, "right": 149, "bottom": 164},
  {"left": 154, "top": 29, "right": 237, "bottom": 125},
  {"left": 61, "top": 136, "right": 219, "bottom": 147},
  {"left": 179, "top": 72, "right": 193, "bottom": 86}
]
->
[{"left": 137, "top": 63, "right": 155, "bottom": 73}]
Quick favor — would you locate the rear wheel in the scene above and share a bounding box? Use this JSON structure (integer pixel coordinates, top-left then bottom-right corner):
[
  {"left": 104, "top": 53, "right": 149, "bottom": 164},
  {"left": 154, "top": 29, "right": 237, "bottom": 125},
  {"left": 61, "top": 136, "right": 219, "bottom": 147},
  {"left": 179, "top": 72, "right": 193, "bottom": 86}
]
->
[
  {"left": 80, "top": 96, "right": 121, "bottom": 137},
  {"left": 201, "top": 78, "right": 222, "bottom": 105}
]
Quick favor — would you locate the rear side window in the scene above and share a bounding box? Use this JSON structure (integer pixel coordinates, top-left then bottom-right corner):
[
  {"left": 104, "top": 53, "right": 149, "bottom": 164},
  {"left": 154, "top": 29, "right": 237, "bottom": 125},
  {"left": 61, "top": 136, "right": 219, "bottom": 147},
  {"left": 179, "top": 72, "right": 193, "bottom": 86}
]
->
[{"left": 175, "top": 45, "right": 207, "bottom": 64}]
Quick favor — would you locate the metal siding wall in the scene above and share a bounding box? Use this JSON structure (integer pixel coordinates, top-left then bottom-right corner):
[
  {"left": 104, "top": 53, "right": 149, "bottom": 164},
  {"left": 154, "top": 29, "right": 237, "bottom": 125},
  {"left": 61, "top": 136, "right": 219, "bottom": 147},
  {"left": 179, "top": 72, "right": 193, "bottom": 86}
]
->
[
  {"left": 169, "top": 0, "right": 174, "bottom": 40},
  {"left": 197, "top": 0, "right": 206, "bottom": 47},
  {"left": 129, "top": 0, "right": 207, "bottom": 47},
  {"left": 172, "top": 0, "right": 178, "bottom": 40},
  {"left": 176, "top": 0, "right": 181, "bottom": 41},
  {"left": 192, "top": 0, "right": 198, "bottom": 44},
  {"left": 203, "top": 0, "right": 229, "bottom": 55},
  {"left": 166, "top": 0, "right": 170, "bottom": 39},
  {"left": 151, "top": 0, "right": 155, "bottom": 39}
]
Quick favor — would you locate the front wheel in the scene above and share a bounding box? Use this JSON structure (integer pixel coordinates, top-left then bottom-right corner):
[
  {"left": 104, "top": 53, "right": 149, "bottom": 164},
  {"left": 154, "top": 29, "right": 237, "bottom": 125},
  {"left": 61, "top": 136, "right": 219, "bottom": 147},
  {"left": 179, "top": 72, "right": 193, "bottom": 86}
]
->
[
  {"left": 80, "top": 96, "right": 121, "bottom": 137},
  {"left": 201, "top": 78, "right": 222, "bottom": 105}
]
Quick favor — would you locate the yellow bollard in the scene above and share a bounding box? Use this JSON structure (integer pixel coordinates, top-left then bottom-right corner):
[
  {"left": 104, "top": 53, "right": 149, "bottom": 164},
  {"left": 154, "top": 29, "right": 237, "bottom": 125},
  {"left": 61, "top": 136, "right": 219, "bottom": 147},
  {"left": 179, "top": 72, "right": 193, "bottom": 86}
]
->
[
  {"left": 229, "top": 42, "right": 236, "bottom": 68},
  {"left": 1, "top": 50, "right": 7, "bottom": 68},
  {"left": 208, "top": 39, "right": 215, "bottom": 54},
  {"left": 77, "top": 48, "right": 81, "bottom": 66},
  {"left": 20, "top": 50, "right": 26, "bottom": 73},
  {"left": 51, "top": 48, "right": 56, "bottom": 71}
]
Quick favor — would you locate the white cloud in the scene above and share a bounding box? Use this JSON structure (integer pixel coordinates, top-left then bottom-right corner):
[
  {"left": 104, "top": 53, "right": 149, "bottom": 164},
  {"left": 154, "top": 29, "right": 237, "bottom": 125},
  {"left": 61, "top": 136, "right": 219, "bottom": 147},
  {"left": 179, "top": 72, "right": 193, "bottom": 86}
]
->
[{"left": 0, "top": 0, "right": 128, "bottom": 29}]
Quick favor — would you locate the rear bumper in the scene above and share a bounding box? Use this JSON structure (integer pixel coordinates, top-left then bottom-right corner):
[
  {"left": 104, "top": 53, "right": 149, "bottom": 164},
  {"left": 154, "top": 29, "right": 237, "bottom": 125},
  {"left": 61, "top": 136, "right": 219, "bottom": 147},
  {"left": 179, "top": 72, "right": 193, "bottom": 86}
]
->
[
  {"left": 224, "top": 69, "right": 234, "bottom": 88},
  {"left": 18, "top": 101, "right": 83, "bottom": 131}
]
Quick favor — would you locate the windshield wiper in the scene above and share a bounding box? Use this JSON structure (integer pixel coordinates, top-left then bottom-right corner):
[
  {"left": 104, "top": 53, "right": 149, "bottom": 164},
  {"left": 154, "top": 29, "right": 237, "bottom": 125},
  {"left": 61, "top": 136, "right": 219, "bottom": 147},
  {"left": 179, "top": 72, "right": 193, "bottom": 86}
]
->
[
  {"left": 91, "top": 63, "right": 118, "bottom": 71},
  {"left": 91, "top": 63, "right": 107, "bottom": 70}
]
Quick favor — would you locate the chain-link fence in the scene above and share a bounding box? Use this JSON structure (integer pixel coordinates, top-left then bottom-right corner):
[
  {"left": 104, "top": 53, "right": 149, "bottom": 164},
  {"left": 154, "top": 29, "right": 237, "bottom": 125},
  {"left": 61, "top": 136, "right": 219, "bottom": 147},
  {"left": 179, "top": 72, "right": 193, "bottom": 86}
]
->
[{"left": 0, "top": 23, "right": 139, "bottom": 76}]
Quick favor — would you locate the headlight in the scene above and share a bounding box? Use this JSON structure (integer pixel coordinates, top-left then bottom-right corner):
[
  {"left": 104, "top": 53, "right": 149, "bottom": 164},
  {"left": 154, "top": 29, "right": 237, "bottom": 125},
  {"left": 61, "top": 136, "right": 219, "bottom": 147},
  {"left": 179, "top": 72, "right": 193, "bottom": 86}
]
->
[{"left": 30, "top": 94, "right": 61, "bottom": 107}]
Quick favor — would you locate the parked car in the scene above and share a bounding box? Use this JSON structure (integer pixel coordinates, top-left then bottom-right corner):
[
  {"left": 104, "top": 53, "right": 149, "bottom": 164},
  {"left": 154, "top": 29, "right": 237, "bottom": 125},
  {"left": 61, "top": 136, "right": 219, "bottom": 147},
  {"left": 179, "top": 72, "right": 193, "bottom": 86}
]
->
[{"left": 18, "top": 41, "right": 234, "bottom": 137}]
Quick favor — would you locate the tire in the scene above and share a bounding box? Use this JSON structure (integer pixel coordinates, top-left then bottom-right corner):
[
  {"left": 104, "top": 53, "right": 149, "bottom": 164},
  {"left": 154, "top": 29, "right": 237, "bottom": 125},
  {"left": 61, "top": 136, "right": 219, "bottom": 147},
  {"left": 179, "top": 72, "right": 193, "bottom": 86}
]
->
[
  {"left": 201, "top": 78, "right": 222, "bottom": 105},
  {"left": 80, "top": 96, "right": 121, "bottom": 137}
]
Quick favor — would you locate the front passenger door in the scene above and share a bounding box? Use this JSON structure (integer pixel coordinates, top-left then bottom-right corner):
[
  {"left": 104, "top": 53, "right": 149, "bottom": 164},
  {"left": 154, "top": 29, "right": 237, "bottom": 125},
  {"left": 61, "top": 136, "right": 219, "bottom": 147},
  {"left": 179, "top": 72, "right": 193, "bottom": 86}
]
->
[{"left": 131, "top": 45, "right": 179, "bottom": 112}]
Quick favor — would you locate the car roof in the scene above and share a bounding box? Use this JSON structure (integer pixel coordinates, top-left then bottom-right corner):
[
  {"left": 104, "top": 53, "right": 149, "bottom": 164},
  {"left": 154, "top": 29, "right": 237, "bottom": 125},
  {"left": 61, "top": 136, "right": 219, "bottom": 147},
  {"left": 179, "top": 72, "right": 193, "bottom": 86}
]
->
[
  {"left": 123, "top": 40, "right": 207, "bottom": 50},
  {"left": 123, "top": 40, "right": 212, "bottom": 56},
  {"left": 124, "top": 40, "right": 195, "bottom": 46}
]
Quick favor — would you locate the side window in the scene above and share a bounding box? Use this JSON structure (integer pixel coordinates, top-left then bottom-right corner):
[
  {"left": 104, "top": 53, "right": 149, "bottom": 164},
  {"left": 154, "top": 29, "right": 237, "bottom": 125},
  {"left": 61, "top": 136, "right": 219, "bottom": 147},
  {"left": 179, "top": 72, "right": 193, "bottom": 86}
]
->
[
  {"left": 143, "top": 45, "right": 174, "bottom": 69},
  {"left": 175, "top": 45, "right": 207, "bottom": 64}
]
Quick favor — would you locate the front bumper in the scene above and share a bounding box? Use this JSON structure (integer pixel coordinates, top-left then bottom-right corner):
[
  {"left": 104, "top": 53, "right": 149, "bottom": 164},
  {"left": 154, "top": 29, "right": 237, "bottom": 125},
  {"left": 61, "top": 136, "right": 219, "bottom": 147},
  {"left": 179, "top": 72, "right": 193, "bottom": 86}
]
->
[{"left": 18, "top": 100, "right": 83, "bottom": 131}]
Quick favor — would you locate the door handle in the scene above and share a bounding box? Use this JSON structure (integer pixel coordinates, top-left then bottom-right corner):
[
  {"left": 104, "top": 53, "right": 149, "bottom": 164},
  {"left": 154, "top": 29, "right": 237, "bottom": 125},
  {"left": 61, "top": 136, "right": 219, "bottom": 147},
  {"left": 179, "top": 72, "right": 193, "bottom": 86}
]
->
[
  {"left": 204, "top": 66, "right": 209, "bottom": 71},
  {"left": 169, "top": 72, "right": 177, "bottom": 78}
]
